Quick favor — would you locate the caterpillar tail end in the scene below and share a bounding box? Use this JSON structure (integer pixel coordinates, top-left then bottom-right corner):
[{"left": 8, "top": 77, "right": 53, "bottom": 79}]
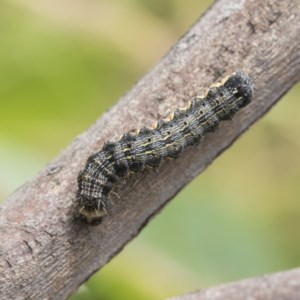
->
[{"left": 225, "top": 72, "right": 255, "bottom": 108}]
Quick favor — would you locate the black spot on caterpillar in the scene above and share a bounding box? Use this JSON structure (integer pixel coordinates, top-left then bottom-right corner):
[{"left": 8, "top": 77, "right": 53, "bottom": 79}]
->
[{"left": 77, "top": 72, "right": 254, "bottom": 224}]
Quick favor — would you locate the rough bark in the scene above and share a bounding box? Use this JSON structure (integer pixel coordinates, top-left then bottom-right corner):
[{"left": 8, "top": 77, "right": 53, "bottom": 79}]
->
[
  {"left": 168, "top": 268, "right": 300, "bottom": 300},
  {"left": 0, "top": 0, "right": 299, "bottom": 299}
]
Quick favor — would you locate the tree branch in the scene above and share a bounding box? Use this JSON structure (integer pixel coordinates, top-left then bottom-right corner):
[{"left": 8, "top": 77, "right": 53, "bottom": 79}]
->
[
  {"left": 168, "top": 268, "right": 300, "bottom": 300},
  {"left": 0, "top": 0, "right": 299, "bottom": 299}
]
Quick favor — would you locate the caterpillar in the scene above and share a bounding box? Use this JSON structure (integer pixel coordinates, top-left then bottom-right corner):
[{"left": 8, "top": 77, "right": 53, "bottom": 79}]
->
[{"left": 77, "top": 72, "right": 254, "bottom": 224}]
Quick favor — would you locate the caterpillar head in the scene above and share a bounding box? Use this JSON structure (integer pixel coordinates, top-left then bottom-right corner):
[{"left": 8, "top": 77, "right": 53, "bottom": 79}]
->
[{"left": 78, "top": 194, "right": 108, "bottom": 225}]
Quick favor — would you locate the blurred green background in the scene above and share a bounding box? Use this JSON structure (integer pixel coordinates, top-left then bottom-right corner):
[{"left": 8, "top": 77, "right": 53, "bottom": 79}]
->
[{"left": 0, "top": 0, "right": 300, "bottom": 299}]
